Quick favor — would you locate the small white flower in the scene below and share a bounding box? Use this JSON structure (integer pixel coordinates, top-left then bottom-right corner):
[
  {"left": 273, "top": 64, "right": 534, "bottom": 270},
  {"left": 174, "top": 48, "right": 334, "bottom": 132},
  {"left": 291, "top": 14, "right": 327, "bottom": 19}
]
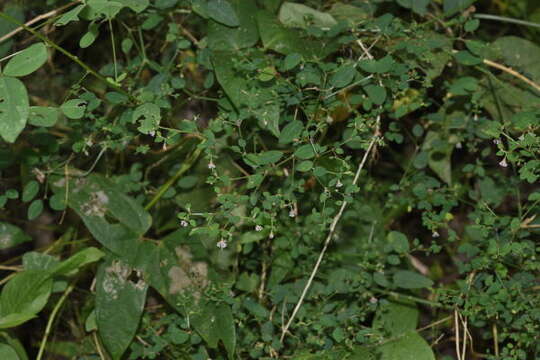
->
[
  {"left": 269, "top": 231, "right": 274, "bottom": 239},
  {"left": 180, "top": 220, "right": 188, "bottom": 227},
  {"left": 255, "top": 225, "right": 263, "bottom": 232},
  {"left": 432, "top": 231, "right": 440, "bottom": 238},
  {"left": 455, "top": 142, "right": 462, "bottom": 149},
  {"left": 289, "top": 209, "right": 296, "bottom": 218},
  {"left": 493, "top": 139, "right": 501, "bottom": 145},
  {"left": 369, "top": 297, "right": 378, "bottom": 304},
  {"left": 216, "top": 239, "right": 227, "bottom": 249},
  {"left": 149, "top": 131, "right": 155, "bottom": 137},
  {"left": 208, "top": 161, "right": 216, "bottom": 169},
  {"left": 519, "top": 134, "right": 525, "bottom": 141},
  {"left": 336, "top": 180, "right": 343, "bottom": 188},
  {"left": 499, "top": 158, "right": 508, "bottom": 168}
]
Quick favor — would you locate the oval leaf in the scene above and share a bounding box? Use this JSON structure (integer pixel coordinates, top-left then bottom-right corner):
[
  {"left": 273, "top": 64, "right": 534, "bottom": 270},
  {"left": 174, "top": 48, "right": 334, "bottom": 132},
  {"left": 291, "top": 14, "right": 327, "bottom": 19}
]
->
[
  {"left": 3, "top": 43, "right": 48, "bottom": 77},
  {"left": 0, "top": 76, "right": 29, "bottom": 143}
]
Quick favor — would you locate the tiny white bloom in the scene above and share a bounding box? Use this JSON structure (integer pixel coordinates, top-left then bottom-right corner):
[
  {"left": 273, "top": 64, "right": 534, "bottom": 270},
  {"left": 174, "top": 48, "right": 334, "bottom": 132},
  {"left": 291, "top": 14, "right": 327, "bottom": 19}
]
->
[
  {"left": 432, "top": 231, "right": 440, "bottom": 238},
  {"left": 493, "top": 139, "right": 501, "bottom": 145},
  {"left": 180, "top": 220, "right": 188, "bottom": 227},
  {"left": 336, "top": 180, "right": 343, "bottom": 188},
  {"left": 216, "top": 239, "right": 227, "bottom": 249},
  {"left": 269, "top": 231, "right": 274, "bottom": 239},
  {"left": 369, "top": 297, "right": 378, "bottom": 304},
  {"left": 255, "top": 225, "right": 263, "bottom": 232},
  {"left": 499, "top": 158, "right": 508, "bottom": 168},
  {"left": 208, "top": 161, "right": 216, "bottom": 169},
  {"left": 519, "top": 134, "right": 525, "bottom": 141},
  {"left": 289, "top": 209, "right": 296, "bottom": 218},
  {"left": 456, "top": 142, "right": 462, "bottom": 149}
]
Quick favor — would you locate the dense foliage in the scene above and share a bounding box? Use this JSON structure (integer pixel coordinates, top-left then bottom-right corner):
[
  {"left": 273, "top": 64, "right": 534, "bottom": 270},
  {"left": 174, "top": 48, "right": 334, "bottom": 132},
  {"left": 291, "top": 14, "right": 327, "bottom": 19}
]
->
[{"left": 0, "top": 0, "right": 539, "bottom": 359}]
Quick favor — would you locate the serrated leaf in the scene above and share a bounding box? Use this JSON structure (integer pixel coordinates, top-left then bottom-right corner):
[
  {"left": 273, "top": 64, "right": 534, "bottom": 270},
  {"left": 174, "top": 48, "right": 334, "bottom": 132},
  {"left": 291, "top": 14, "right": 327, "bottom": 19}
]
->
[
  {"left": 28, "top": 106, "right": 60, "bottom": 127},
  {"left": 207, "top": 0, "right": 239, "bottom": 27},
  {"left": 3, "top": 43, "right": 48, "bottom": 77},
  {"left": 96, "top": 257, "right": 148, "bottom": 360},
  {"left": 393, "top": 270, "right": 433, "bottom": 289},
  {"left": 0, "top": 76, "right": 29, "bottom": 143},
  {"left": 0, "top": 222, "right": 31, "bottom": 250}
]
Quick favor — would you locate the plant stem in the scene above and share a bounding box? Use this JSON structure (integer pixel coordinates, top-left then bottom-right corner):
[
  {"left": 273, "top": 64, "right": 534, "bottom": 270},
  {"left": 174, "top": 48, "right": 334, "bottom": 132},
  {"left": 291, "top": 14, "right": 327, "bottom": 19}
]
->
[
  {"left": 36, "top": 279, "right": 78, "bottom": 360},
  {"left": 145, "top": 143, "right": 204, "bottom": 210},
  {"left": 0, "top": 11, "right": 135, "bottom": 102}
]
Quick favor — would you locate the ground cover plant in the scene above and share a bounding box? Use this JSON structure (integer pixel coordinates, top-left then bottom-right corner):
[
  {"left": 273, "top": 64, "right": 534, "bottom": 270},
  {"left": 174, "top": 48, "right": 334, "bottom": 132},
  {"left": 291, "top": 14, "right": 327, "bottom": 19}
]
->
[{"left": 0, "top": 0, "right": 539, "bottom": 359}]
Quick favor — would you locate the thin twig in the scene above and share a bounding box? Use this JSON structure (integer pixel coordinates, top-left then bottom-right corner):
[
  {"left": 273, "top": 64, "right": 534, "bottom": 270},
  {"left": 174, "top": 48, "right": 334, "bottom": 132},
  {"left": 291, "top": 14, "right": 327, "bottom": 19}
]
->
[
  {"left": 280, "top": 118, "right": 380, "bottom": 342},
  {"left": 483, "top": 58, "right": 540, "bottom": 92},
  {"left": 36, "top": 279, "right": 78, "bottom": 360},
  {"left": 0, "top": 1, "right": 81, "bottom": 44}
]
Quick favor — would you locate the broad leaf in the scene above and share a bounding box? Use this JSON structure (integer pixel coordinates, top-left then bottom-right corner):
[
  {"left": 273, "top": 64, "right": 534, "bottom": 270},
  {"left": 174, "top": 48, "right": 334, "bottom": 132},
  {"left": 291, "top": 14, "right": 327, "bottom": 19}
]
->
[
  {"left": 96, "top": 257, "right": 148, "bottom": 360},
  {"left": 0, "top": 222, "right": 31, "bottom": 250},
  {"left": 377, "top": 332, "right": 435, "bottom": 360},
  {"left": 393, "top": 270, "right": 433, "bottom": 289},
  {"left": 207, "top": 0, "right": 239, "bottom": 27},
  {"left": 278, "top": 2, "right": 337, "bottom": 29},
  {"left": 207, "top": 0, "right": 259, "bottom": 51},
  {"left": 192, "top": 302, "right": 236, "bottom": 359},
  {"left": 28, "top": 106, "right": 60, "bottom": 127},
  {"left": 0, "top": 76, "right": 29, "bottom": 143},
  {"left": 373, "top": 300, "right": 418, "bottom": 336},
  {"left": 3, "top": 43, "right": 48, "bottom": 77}
]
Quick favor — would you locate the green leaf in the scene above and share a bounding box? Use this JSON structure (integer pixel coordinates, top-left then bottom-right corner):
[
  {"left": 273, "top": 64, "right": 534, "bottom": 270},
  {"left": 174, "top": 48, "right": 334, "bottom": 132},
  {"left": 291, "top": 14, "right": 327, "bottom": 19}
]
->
[
  {"left": 257, "top": 103, "right": 280, "bottom": 138},
  {"left": 96, "top": 257, "right": 148, "bottom": 360},
  {"left": 192, "top": 302, "right": 236, "bottom": 359},
  {"left": 279, "top": 120, "right": 303, "bottom": 144},
  {"left": 278, "top": 2, "right": 337, "bottom": 29},
  {"left": 0, "top": 271, "right": 53, "bottom": 329},
  {"left": 377, "top": 332, "right": 435, "bottom": 360},
  {"left": 27, "top": 199, "right": 44, "bottom": 220},
  {"left": 364, "top": 84, "right": 387, "bottom": 105},
  {"left": 116, "top": 0, "right": 149, "bottom": 13},
  {"left": 0, "top": 344, "right": 19, "bottom": 360},
  {"left": 422, "top": 131, "right": 453, "bottom": 185},
  {"left": 61, "top": 99, "right": 87, "bottom": 120},
  {"left": 492, "top": 36, "right": 540, "bottom": 83},
  {"left": 3, "top": 43, "right": 48, "bottom": 77},
  {"left": 283, "top": 53, "right": 302, "bottom": 71},
  {"left": 0, "top": 76, "right": 29, "bottom": 143},
  {"left": 393, "top": 270, "right": 433, "bottom": 289},
  {"left": 28, "top": 106, "right": 60, "bottom": 127},
  {"left": 21, "top": 181, "right": 39, "bottom": 203},
  {"left": 79, "top": 23, "right": 99, "bottom": 48},
  {"left": 207, "top": 0, "right": 259, "bottom": 51},
  {"left": 207, "top": 0, "right": 239, "bottom": 27},
  {"left": 373, "top": 300, "right": 418, "bottom": 336},
  {"left": 258, "top": 151, "right": 283, "bottom": 165},
  {"left": 294, "top": 144, "right": 315, "bottom": 159},
  {"left": 396, "top": 0, "right": 430, "bottom": 15},
  {"left": 50, "top": 173, "right": 152, "bottom": 253},
  {"left": 297, "top": 160, "right": 313, "bottom": 172},
  {"left": 54, "top": 4, "right": 85, "bottom": 26},
  {"left": 359, "top": 55, "right": 395, "bottom": 73},
  {"left": 132, "top": 103, "right": 161, "bottom": 134},
  {"left": 387, "top": 231, "right": 409, "bottom": 253},
  {"left": 257, "top": 10, "right": 338, "bottom": 59},
  {"left": 51, "top": 247, "right": 105, "bottom": 276},
  {"left": 0, "top": 222, "right": 31, "bottom": 250},
  {"left": 443, "top": 0, "right": 475, "bottom": 16},
  {"left": 23, "top": 252, "right": 59, "bottom": 271},
  {"left": 454, "top": 50, "right": 482, "bottom": 66},
  {"left": 330, "top": 64, "right": 356, "bottom": 88}
]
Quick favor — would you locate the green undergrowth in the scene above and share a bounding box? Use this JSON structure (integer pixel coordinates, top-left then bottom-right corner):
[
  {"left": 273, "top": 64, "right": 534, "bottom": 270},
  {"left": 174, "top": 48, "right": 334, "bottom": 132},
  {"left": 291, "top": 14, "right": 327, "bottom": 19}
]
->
[{"left": 0, "top": 0, "right": 539, "bottom": 359}]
